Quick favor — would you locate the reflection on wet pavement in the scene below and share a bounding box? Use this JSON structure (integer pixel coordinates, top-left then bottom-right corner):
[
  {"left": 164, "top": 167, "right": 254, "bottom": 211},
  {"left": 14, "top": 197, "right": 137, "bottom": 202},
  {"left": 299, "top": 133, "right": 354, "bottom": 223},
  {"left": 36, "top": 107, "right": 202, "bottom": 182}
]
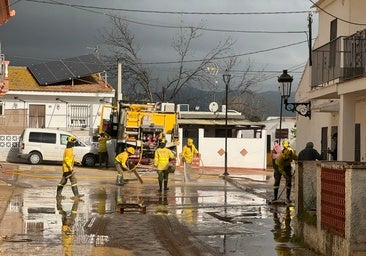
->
[{"left": 0, "top": 167, "right": 318, "bottom": 255}]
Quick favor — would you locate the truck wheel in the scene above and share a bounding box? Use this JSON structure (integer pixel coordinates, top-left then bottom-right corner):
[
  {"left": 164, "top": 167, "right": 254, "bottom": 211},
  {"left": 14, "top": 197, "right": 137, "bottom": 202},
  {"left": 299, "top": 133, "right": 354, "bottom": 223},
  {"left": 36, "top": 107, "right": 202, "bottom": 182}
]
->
[
  {"left": 82, "top": 154, "right": 96, "bottom": 167},
  {"left": 28, "top": 152, "right": 42, "bottom": 165}
]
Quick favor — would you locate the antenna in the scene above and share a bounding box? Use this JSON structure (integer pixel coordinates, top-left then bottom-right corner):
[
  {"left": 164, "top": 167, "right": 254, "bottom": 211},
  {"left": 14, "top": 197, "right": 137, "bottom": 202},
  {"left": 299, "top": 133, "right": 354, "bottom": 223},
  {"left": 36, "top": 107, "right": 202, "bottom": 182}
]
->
[{"left": 209, "top": 102, "right": 219, "bottom": 113}]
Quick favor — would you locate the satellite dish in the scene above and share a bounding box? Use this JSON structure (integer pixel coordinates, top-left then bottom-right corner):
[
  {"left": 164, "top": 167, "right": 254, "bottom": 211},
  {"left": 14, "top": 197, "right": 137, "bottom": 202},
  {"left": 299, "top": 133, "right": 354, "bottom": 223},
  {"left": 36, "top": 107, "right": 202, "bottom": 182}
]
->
[{"left": 209, "top": 102, "right": 219, "bottom": 112}]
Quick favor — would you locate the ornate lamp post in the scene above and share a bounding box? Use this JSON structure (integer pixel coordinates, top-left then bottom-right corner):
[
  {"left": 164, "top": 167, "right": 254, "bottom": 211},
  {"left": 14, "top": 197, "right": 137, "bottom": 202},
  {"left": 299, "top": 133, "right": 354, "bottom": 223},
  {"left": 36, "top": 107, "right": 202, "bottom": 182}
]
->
[
  {"left": 222, "top": 69, "right": 231, "bottom": 176},
  {"left": 278, "top": 70, "right": 311, "bottom": 118}
]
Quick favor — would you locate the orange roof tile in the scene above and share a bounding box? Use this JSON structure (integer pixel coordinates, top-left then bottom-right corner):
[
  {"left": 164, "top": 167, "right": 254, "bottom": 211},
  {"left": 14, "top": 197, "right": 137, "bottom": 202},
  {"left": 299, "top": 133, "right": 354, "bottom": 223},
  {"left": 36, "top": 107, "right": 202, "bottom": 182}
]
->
[{"left": 8, "top": 66, "right": 115, "bottom": 93}]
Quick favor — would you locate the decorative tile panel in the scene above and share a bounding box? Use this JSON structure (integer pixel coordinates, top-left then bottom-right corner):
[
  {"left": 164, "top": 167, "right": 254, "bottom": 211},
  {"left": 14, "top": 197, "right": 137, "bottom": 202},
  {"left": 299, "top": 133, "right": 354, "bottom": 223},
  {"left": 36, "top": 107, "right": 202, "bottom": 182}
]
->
[{"left": 321, "top": 167, "right": 345, "bottom": 237}]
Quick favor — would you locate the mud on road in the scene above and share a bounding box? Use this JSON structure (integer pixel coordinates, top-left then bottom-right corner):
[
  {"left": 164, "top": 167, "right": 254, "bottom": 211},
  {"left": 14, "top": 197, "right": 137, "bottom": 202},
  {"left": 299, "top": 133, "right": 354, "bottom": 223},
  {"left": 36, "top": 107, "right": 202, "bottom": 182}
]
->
[{"left": 0, "top": 164, "right": 318, "bottom": 256}]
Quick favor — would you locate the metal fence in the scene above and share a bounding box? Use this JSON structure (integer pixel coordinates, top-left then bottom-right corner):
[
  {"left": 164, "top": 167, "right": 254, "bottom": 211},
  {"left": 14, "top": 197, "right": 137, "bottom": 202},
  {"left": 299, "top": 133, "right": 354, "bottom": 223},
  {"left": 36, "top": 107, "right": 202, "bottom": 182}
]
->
[{"left": 311, "top": 29, "right": 366, "bottom": 87}]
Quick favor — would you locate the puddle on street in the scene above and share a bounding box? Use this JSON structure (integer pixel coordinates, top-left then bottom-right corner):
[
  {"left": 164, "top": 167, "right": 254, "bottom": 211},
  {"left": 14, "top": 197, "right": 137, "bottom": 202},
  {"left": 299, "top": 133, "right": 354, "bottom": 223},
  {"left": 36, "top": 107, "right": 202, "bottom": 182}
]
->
[{"left": 0, "top": 178, "right": 317, "bottom": 256}]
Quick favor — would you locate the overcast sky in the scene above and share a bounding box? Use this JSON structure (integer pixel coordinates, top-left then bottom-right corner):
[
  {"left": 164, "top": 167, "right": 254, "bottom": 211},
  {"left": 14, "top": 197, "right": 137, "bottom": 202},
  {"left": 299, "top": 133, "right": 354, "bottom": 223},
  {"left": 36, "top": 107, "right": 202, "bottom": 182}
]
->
[{"left": 0, "top": 0, "right": 317, "bottom": 92}]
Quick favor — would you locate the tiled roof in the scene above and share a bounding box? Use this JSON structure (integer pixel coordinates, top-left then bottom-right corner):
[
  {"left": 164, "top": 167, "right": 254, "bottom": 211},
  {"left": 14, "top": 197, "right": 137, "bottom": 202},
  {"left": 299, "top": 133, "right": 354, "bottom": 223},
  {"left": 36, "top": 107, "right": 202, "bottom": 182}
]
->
[{"left": 8, "top": 66, "right": 115, "bottom": 93}]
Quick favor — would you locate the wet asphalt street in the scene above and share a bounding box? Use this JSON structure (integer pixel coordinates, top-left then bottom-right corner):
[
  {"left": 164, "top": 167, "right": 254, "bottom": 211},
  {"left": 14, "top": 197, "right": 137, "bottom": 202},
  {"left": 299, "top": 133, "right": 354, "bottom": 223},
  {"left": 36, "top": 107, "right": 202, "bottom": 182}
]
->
[{"left": 0, "top": 162, "right": 319, "bottom": 256}]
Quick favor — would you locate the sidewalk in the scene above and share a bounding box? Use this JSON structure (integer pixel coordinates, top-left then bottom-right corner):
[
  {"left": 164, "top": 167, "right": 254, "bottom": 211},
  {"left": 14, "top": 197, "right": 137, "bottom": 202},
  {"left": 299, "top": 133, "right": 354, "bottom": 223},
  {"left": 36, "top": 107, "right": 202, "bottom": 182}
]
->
[{"left": 0, "top": 162, "right": 18, "bottom": 227}]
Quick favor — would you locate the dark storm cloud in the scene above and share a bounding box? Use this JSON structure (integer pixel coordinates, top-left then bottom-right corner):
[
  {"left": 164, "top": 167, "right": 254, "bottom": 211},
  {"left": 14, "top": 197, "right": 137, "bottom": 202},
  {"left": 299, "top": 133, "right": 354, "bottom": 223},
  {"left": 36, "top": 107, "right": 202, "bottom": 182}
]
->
[{"left": 0, "top": 0, "right": 315, "bottom": 89}]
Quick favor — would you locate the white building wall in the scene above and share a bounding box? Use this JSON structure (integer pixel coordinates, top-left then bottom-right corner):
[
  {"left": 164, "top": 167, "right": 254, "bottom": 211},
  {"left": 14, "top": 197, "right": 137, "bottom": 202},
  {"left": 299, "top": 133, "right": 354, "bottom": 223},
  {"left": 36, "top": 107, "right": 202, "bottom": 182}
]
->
[
  {"left": 263, "top": 117, "right": 296, "bottom": 148},
  {"left": 296, "top": 112, "right": 333, "bottom": 154},
  {"left": 4, "top": 100, "right": 112, "bottom": 132},
  {"left": 339, "top": 94, "right": 356, "bottom": 161},
  {"left": 46, "top": 103, "right": 68, "bottom": 129},
  {"left": 177, "top": 128, "right": 267, "bottom": 170},
  {"left": 356, "top": 101, "right": 366, "bottom": 161}
]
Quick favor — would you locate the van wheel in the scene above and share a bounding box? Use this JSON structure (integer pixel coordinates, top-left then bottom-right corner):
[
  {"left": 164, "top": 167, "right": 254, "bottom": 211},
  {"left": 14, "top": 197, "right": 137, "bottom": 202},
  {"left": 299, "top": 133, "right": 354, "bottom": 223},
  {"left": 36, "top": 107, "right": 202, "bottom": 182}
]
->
[
  {"left": 82, "top": 154, "right": 96, "bottom": 167},
  {"left": 28, "top": 152, "right": 42, "bottom": 165}
]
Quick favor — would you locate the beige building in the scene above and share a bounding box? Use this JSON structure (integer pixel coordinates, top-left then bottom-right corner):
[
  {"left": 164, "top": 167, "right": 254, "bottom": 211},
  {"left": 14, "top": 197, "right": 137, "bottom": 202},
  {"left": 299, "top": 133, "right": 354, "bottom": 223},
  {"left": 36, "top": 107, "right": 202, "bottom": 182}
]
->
[
  {"left": 293, "top": 1, "right": 366, "bottom": 255},
  {"left": 296, "top": 0, "right": 366, "bottom": 162}
]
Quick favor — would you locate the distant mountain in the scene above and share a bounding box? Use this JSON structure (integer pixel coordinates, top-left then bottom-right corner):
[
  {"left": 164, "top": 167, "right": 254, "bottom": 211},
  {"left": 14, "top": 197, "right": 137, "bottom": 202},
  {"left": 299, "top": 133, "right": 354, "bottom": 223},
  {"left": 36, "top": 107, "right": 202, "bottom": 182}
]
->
[{"left": 173, "top": 87, "right": 295, "bottom": 120}]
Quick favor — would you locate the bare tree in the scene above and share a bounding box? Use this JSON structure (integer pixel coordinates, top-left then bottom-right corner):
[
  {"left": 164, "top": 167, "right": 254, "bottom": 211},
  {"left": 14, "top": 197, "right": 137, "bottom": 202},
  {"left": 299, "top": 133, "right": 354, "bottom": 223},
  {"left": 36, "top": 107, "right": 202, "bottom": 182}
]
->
[
  {"left": 101, "top": 15, "right": 267, "bottom": 120},
  {"left": 102, "top": 16, "right": 153, "bottom": 101},
  {"left": 161, "top": 26, "right": 234, "bottom": 102},
  {"left": 222, "top": 59, "right": 267, "bottom": 120},
  {"left": 101, "top": 15, "right": 234, "bottom": 102}
]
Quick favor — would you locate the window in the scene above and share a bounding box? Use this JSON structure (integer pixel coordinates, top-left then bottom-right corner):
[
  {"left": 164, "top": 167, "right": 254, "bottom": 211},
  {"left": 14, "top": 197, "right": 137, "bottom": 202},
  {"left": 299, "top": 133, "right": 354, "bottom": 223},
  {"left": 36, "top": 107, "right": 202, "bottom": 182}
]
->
[
  {"left": 29, "top": 105, "right": 45, "bottom": 128},
  {"left": 69, "top": 104, "right": 90, "bottom": 127},
  {"left": 29, "top": 132, "right": 56, "bottom": 144},
  {"left": 60, "top": 134, "right": 69, "bottom": 145}
]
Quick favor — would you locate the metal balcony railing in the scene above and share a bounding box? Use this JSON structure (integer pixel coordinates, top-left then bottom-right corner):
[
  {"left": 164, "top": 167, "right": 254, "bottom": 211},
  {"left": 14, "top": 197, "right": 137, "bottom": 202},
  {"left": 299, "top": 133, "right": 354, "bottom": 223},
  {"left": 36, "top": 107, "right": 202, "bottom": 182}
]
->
[{"left": 311, "top": 29, "right": 366, "bottom": 87}]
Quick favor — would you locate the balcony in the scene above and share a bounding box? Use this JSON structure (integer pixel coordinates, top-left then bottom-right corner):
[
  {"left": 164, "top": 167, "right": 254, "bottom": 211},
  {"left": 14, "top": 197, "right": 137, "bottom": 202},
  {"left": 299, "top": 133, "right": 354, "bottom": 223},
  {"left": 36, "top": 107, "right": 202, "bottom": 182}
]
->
[{"left": 312, "top": 29, "right": 366, "bottom": 87}]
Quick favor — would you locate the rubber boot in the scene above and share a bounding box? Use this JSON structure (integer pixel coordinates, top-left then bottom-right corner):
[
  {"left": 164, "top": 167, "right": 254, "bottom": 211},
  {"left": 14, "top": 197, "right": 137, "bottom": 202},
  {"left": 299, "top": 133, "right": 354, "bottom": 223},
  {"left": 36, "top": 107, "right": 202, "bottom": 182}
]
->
[
  {"left": 286, "top": 189, "right": 291, "bottom": 204},
  {"left": 158, "top": 180, "right": 162, "bottom": 192},
  {"left": 116, "top": 173, "right": 125, "bottom": 185},
  {"left": 164, "top": 180, "right": 169, "bottom": 191},
  {"left": 56, "top": 185, "right": 65, "bottom": 199},
  {"left": 273, "top": 188, "right": 278, "bottom": 201},
  {"left": 72, "top": 186, "right": 84, "bottom": 199}
]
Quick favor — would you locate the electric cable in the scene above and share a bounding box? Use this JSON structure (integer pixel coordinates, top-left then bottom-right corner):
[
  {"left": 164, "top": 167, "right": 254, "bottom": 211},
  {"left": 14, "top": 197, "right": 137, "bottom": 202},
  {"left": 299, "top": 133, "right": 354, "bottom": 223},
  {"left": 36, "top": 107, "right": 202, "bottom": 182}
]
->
[
  {"left": 309, "top": 0, "right": 366, "bottom": 26},
  {"left": 25, "top": 0, "right": 310, "bottom": 16}
]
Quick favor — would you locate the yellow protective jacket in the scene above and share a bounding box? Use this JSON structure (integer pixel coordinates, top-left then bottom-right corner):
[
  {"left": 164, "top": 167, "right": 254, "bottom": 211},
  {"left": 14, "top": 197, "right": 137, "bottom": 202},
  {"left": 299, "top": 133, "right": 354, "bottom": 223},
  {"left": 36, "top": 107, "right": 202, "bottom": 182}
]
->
[
  {"left": 275, "top": 147, "right": 298, "bottom": 175},
  {"left": 181, "top": 144, "right": 198, "bottom": 164},
  {"left": 98, "top": 133, "right": 111, "bottom": 153},
  {"left": 115, "top": 151, "right": 129, "bottom": 169},
  {"left": 62, "top": 147, "right": 74, "bottom": 173},
  {"left": 154, "top": 147, "right": 174, "bottom": 171}
]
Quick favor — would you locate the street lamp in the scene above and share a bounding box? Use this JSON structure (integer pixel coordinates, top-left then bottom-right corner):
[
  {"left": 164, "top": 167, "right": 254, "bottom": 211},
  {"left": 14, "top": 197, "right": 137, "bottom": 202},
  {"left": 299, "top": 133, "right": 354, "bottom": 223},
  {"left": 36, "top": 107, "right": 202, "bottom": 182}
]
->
[
  {"left": 99, "top": 98, "right": 111, "bottom": 103},
  {"left": 223, "top": 69, "right": 231, "bottom": 176},
  {"left": 278, "top": 70, "right": 311, "bottom": 119},
  {"left": 14, "top": 96, "right": 25, "bottom": 103},
  {"left": 56, "top": 97, "right": 68, "bottom": 104}
]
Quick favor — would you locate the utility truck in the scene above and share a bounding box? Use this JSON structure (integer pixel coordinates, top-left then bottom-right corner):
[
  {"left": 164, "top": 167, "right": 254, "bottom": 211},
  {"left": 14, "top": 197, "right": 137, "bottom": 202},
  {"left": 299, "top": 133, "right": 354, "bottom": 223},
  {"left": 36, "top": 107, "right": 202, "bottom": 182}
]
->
[{"left": 100, "top": 102, "right": 179, "bottom": 172}]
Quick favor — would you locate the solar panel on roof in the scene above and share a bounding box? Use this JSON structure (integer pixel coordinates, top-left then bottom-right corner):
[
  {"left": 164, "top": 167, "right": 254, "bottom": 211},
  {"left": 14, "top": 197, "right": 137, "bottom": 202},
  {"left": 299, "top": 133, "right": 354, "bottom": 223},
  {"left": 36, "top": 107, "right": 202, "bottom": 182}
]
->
[
  {"left": 63, "top": 57, "right": 91, "bottom": 78},
  {"left": 79, "top": 54, "right": 107, "bottom": 74},
  {"left": 28, "top": 54, "right": 107, "bottom": 85}
]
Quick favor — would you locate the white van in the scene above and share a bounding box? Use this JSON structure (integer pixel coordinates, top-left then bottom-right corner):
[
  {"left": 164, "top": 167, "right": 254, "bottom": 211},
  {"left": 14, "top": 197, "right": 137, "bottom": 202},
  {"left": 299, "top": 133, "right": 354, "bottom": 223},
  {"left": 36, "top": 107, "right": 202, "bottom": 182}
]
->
[{"left": 18, "top": 128, "right": 98, "bottom": 167}]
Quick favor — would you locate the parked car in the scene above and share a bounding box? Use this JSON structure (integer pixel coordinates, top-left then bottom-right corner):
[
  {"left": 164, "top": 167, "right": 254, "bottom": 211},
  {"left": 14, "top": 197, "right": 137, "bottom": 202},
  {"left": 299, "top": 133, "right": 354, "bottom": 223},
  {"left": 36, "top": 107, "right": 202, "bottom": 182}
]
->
[{"left": 18, "top": 128, "right": 98, "bottom": 167}]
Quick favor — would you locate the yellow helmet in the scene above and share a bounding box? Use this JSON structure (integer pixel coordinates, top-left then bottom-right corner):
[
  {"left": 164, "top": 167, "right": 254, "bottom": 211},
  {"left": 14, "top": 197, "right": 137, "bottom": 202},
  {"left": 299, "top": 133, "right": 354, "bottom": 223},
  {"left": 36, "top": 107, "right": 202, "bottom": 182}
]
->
[
  {"left": 67, "top": 135, "right": 76, "bottom": 143},
  {"left": 126, "top": 147, "right": 135, "bottom": 154},
  {"left": 187, "top": 138, "right": 193, "bottom": 146},
  {"left": 160, "top": 138, "right": 167, "bottom": 144},
  {"left": 282, "top": 140, "right": 290, "bottom": 148},
  {"left": 159, "top": 138, "right": 166, "bottom": 148}
]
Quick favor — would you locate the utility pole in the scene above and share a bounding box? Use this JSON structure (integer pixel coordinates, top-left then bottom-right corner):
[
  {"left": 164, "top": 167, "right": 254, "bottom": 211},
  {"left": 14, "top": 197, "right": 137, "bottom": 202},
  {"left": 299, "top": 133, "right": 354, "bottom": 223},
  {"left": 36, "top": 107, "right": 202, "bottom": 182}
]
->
[{"left": 308, "top": 12, "right": 313, "bottom": 66}]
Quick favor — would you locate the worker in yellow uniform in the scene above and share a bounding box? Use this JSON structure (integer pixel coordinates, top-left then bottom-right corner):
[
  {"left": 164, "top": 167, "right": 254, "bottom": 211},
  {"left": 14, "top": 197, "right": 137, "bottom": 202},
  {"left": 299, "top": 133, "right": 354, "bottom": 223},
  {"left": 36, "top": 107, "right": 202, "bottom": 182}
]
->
[
  {"left": 56, "top": 135, "right": 84, "bottom": 200},
  {"left": 154, "top": 138, "right": 175, "bottom": 192},
  {"left": 275, "top": 140, "right": 298, "bottom": 204},
  {"left": 181, "top": 138, "right": 199, "bottom": 182},
  {"left": 98, "top": 132, "right": 111, "bottom": 168},
  {"left": 57, "top": 197, "right": 79, "bottom": 256},
  {"left": 115, "top": 147, "right": 135, "bottom": 185}
]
